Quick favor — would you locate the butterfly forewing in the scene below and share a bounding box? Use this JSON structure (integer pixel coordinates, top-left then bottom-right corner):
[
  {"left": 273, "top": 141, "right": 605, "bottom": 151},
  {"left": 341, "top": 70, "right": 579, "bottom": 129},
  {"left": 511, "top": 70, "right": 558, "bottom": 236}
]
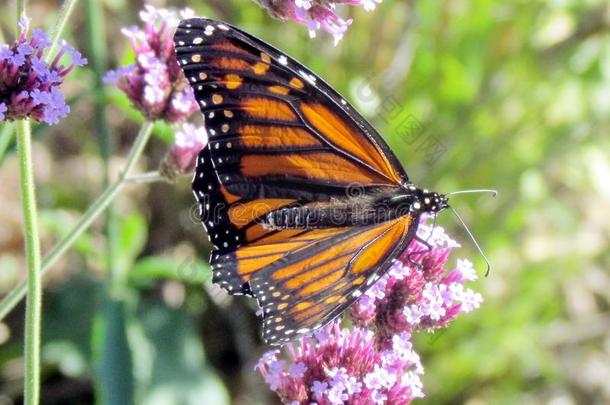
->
[{"left": 175, "top": 18, "right": 420, "bottom": 344}]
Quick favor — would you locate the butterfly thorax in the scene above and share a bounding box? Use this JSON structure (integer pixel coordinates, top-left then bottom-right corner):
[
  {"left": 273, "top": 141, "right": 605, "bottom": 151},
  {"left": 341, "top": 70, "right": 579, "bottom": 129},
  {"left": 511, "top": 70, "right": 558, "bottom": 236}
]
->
[{"left": 263, "top": 186, "right": 448, "bottom": 230}]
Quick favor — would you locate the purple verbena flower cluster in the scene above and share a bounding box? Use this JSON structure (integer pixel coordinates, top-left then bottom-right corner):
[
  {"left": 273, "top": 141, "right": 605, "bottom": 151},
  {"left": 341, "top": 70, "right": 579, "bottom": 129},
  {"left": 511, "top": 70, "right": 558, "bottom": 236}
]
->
[
  {"left": 257, "top": 216, "right": 483, "bottom": 404},
  {"left": 160, "top": 122, "right": 208, "bottom": 179},
  {"left": 104, "top": 6, "right": 198, "bottom": 123},
  {"left": 256, "top": 324, "right": 423, "bottom": 405},
  {"left": 350, "top": 219, "right": 482, "bottom": 339},
  {"left": 0, "top": 17, "right": 86, "bottom": 125},
  {"left": 255, "top": 0, "right": 383, "bottom": 44}
]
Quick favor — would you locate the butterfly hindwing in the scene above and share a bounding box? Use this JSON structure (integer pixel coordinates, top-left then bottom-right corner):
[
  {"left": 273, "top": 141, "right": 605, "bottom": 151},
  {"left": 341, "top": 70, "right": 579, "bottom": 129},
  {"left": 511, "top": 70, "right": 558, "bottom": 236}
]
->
[{"left": 251, "top": 216, "right": 417, "bottom": 344}]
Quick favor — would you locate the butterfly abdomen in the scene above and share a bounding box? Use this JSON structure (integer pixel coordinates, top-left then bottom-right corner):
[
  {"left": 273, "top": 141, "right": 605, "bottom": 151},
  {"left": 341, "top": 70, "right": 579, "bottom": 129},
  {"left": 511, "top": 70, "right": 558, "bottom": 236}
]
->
[
  {"left": 264, "top": 204, "right": 354, "bottom": 229},
  {"left": 262, "top": 190, "right": 428, "bottom": 230}
]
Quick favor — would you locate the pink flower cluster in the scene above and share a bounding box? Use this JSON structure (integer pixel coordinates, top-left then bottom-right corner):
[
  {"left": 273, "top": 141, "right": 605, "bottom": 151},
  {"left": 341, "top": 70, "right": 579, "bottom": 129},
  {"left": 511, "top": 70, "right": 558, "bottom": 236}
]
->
[
  {"left": 104, "top": 6, "right": 198, "bottom": 123},
  {"left": 0, "top": 17, "right": 86, "bottom": 124},
  {"left": 255, "top": 0, "right": 383, "bottom": 44},
  {"left": 160, "top": 122, "right": 208, "bottom": 178},
  {"left": 256, "top": 324, "right": 423, "bottom": 405},
  {"left": 350, "top": 220, "right": 482, "bottom": 338},
  {"left": 105, "top": 5, "right": 207, "bottom": 176},
  {"left": 257, "top": 216, "right": 483, "bottom": 404}
]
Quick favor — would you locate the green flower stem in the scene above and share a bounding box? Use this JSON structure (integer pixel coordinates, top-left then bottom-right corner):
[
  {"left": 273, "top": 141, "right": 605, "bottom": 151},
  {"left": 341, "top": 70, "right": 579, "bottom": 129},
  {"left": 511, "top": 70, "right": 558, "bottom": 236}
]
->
[
  {"left": 45, "top": 0, "right": 80, "bottom": 63},
  {"left": 126, "top": 171, "right": 173, "bottom": 184},
  {"left": 122, "top": 123, "right": 154, "bottom": 175},
  {"left": 16, "top": 119, "right": 42, "bottom": 405},
  {"left": 85, "top": 0, "right": 118, "bottom": 291},
  {"left": 0, "top": 123, "right": 15, "bottom": 164},
  {"left": 0, "top": 121, "right": 155, "bottom": 321}
]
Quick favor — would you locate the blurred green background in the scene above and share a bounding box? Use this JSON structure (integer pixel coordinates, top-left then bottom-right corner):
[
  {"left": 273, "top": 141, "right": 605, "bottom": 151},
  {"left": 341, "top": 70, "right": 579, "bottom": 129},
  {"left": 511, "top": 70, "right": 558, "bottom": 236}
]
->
[{"left": 1, "top": 0, "right": 609, "bottom": 404}]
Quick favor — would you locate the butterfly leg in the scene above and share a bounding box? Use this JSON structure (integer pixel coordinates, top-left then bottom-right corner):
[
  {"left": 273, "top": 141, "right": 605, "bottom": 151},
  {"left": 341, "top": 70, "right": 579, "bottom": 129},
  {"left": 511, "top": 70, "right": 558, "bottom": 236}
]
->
[
  {"left": 414, "top": 235, "right": 433, "bottom": 252},
  {"left": 406, "top": 236, "right": 433, "bottom": 270}
]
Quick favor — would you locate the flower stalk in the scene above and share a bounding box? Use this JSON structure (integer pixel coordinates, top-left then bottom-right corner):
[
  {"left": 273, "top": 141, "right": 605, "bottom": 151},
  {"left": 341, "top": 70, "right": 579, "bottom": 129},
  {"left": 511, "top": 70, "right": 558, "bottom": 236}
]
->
[
  {"left": 0, "top": 123, "right": 14, "bottom": 163},
  {"left": 126, "top": 170, "right": 170, "bottom": 184},
  {"left": 44, "top": 0, "right": 80, "bottom": 63},
  {"left": 0, "top": 121, "right": 155, "bottom": 321},
  {"left": 16, "top": 119, "right": 42, "bottom": 405}
]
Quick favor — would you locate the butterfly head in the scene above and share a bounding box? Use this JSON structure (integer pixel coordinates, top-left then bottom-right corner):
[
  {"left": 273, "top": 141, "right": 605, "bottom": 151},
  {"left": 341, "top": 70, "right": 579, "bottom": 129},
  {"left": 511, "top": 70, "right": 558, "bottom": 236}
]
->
[{"left": 414, "top": 188, "right": 449, "bottom": 214}]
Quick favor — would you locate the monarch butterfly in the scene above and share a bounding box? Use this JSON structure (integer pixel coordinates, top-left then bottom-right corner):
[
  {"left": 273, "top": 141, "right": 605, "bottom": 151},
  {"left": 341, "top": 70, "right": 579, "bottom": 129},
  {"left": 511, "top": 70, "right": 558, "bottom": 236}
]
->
[{"left": 174, "top": 18, "right": 450, "bottom": 345}]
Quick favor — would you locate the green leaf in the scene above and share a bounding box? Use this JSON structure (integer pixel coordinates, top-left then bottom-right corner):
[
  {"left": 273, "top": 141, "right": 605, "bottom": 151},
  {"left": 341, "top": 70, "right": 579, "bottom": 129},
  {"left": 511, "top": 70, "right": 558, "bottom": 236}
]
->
[
  {"left": 129, "top": 303, "right": 230, "bottom": 405},
  {"left": 41, "top": 275, "right": 101, "bottom": 377},
  {"left": 129, "top": 255, "right": 210, "bottom": 286},
  {"left": 115, "top": 213, "right": 148, "bottom": 274},
  {"left": 92, "top": 298, "right": 135, "bottom": 405}
]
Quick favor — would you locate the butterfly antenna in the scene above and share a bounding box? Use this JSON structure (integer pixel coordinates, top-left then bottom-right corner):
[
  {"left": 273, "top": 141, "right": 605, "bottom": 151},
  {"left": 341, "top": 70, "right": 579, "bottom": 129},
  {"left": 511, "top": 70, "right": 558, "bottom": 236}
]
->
[
  {"left": 447, "top": 189, "right": 498, "bottom": 197},
  {"left": 449, "top": 206, "right": 492, "bottom": 277}
]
